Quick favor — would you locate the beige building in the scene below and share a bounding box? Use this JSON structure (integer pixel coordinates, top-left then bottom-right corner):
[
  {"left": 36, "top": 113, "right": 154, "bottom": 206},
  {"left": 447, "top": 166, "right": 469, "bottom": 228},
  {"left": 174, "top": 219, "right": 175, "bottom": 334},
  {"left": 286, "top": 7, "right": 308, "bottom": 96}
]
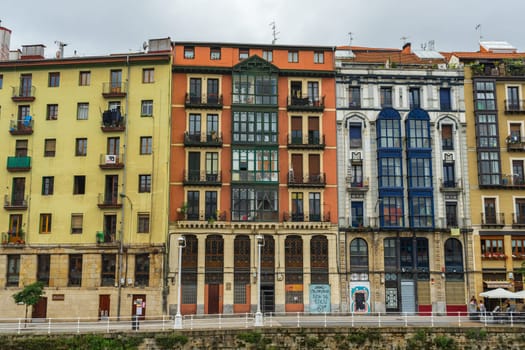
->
[{"left": 0, "top": 35, "right": 172, "bottom": 319}]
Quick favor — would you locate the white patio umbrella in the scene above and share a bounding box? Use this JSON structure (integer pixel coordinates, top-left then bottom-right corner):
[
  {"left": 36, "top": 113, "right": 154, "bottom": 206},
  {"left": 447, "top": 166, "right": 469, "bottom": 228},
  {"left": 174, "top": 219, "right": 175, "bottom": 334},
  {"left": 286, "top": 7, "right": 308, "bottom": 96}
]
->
[
  {"left": 513, "top": 290, "right": 525, "bottom": 299},
  {"left": 479, "top": 288, "right": 517, "bottom": 299}
]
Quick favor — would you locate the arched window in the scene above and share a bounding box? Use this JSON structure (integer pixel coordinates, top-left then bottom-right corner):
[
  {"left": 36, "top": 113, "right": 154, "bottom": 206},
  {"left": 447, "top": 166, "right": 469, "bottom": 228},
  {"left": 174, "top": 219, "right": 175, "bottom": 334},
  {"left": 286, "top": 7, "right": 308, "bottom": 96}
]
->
[
  {"left": 285, "top": 235, "right": 303, "bottom": 305},
  {"left": 444, "top": 238, "right": 464, "bottom": 280},
  {"left": 181, "top": 235, "right": 198, "bottom": 305},
  {"left": 310, "top": 235, "right": 328, "bottom": 284},
  {"left": 350, "top": 238, "right": 368, "bottom": 275}
]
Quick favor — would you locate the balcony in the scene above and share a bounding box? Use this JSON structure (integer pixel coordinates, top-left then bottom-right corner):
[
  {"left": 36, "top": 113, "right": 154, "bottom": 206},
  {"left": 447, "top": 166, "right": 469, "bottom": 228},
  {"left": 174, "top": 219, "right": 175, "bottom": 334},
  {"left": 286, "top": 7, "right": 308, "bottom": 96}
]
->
[
  {"left": 182, "top": 210, "right": 227, "bottom": 222},
  {"left": 99, "top": 154, "right": 125, "bottom": 169},
  {"left": 183, "top": 170, "right": 222, "bottom": 186},
  {"left": 9, "top": 118, "right": 34, "bottom": 135},
  {"left": 100, "top": 110, "right": 125, "bottom": 132},
  {"left": 185, "top": 93, "right": 223, "bottom": 109},
  {"left": 481, "top": 212, "right": 505, "bottom": 228},
  {"left": 102, "top": 82, "right": 127, "bottom": 98},
  {"left": 506, "top": 136, "right": 525, "bottom": 152},
  {"left": 287, "top": 134, "right": 325, "bottom": 150},
  {"left": 97, "top": 193, "right": 122, "bottom": 209},
  {"left": 512, "top": 213, "right": 525, "bottom": 228},
  {"left": 287, "top": 96, "right": 325, "bottom": 112},
  {"left": 184, "top": 131, "right": 223, "bottom": 147},
  {"left": 231, "top": 171, "right": 279, "bottom": 183},
  {"left": 439, "top": 179, "right": 462, "bottom": 192},
  {"left": 288, "top": 172, "right": 326, "bottom": 188},
  {"left": 232, "top": 210, "right": 279, "bottom": 222},
  {"left": 346, "top": 176, "right": 369, "bottom": 192},
  {"left": 11, "top": 86, "right": 35, "bottom": 102},
  {"left": 7, "top": 156, "right": 31, "bottom": 172},
  {"left": 283, "top": 211, "right": 331, "bottom": 223},
  {"left": 1, "top": 231, "right": 25, "bottom": 245},
  {"left": 505, "top": 100, "right": 525, "bottom": 114},
  {"left": 96, "top": 231, "right": 116, "bottom": 244},
  {"left": 4, "top": 195, "right": 28, "bottom": 210}
]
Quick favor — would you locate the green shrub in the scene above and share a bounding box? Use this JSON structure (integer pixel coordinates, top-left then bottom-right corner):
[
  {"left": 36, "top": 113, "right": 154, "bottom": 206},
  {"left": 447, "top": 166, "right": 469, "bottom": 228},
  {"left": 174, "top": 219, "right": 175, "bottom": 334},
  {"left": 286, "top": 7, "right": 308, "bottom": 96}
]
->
[
  {"left": 434, "top": 335, "right": 456, "bottom": 350},
  {"left": 154, "top": 333, "right": 189, "bottom": 349},
  {"left": 237, "top": 331, "right": 262, "bottom": 344}
]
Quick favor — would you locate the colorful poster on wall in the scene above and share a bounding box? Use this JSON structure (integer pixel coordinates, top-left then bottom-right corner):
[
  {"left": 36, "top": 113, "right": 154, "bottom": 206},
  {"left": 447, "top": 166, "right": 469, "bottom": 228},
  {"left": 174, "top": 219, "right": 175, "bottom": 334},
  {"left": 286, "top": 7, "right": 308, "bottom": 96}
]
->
[
  {"left": 309, "top": 284, "right": 331, "bottom": 313},
  {"left": 349, "top": 281, "right": 370, "bottom": 313}
]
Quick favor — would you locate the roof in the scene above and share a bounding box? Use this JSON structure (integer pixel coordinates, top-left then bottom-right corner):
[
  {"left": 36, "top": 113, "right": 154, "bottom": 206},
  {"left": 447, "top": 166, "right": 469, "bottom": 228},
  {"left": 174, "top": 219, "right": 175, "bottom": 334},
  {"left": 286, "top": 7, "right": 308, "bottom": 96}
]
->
[{"left": 335, "top": 44, "right": 447, "bottom": 65}]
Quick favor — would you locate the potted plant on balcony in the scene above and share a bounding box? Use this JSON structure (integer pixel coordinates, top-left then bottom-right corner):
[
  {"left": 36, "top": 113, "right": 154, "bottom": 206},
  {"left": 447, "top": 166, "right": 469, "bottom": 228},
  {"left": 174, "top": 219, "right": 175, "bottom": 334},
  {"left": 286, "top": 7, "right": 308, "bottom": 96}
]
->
[{"left": 177, "top": 202, "right": 188, "bottom": 221}]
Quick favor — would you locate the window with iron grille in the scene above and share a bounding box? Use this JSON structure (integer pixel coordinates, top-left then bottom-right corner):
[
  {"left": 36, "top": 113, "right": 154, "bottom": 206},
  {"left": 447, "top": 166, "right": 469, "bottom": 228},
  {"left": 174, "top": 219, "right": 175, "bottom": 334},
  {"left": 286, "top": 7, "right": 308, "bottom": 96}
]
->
[
  {"left": 134, "top": 254, "right": 150, "bottom": 287},
  {"left": 310, "top": 235, "right": 328, "bottom": 284},
  {"left": 101, "top": 254, "right": 116, "bottom": 286},
  {"left": 68, "top": 254, "right": 82, "bottom": 286},
  {"left": 37, "top": 254, "right": 50, "bottom": 286}
]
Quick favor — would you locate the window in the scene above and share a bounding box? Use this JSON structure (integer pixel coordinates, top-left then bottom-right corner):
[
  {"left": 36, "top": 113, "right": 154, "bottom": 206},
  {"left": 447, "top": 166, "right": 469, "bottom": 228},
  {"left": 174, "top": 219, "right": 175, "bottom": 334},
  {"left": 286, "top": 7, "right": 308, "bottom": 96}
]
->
[
  {"left": 481, "top": 238, "right": 504, "bottom": 254},
  {"left": 46, "top": 104, "right": 58, "bottom": 120},
  {"left": 79, "top": 71, "right": 91, "bottom": 86},
  {"left": 262, "top": 50, "right": 273, "bottom": 62},
  {"left": 310, "top": 235, "right": 329, "bottom": 283},
  {"left": 0, "top": 74, "right": 3, "bottom": 89},
  {"left": 20, "top": 74, "right": 32, "bottom": 97},
  {"left": 408, "top": 158, "right": 431, "bottom": 188},
  {"left": 205, "top": 191, "right": 217, "bottom": 220},
  {"left": 39, "top": 214, "right": 52, "bottom": 233},
  {"left": 234, "top": 235, "right": 250, "bottom": 304},
  {"left": 6, "top": 255, "right": 20, "bottom": 287},
  {"left": 288, "top": 50, "right": 298, "bottom": 63},
  {"left": 309, "top": 192, "right": 321, "bottom": 221},
  {"left": 441, "top": 124, "right": 453, "bottom": 150},
  {"left": 512, "top": 238, "right": 525, "bottom": 256},
  {"left": 207, "top": 79, "right": 219, "bottom": 104},
  {"left": 142, "top": 68, "right": 154, "bottom": 83},
  {"left": 205, "top": 152, "right": 219, "bottom": 181},
  {"left": 15, "top": 139, "right": 28, "bottom": 157},
  {"left": 101, "top": 254, "right": 116, "bottom": 287},
  {"left": 379, "top": 157, "right": 402, "bottom": 187},
  {"left": 231, "top": 188, "right": 278, "bottom": 221},
  {"left": 381, "top": 196, "right": 403, "bottom": 227},
  {"left": 37, "top": 254, "right": 50, "bottom": 286},
  {"left": 140, "top": 136, "right": 152, "bottom": 155},
  {"left": 207, "top": 114, "right": 219, "bottom": 139},
  {"left": 44, "top": 139, "right": 56, "bottom": 157},
  {"left": 42, "top": 176, "right": 54, "bottom": 195},
  {"left": 483, "top": 198, "right": 498, "bottom": 225},
  {"left": 479, "top": 151, "right": 500, "bottom": 185},
  {"left": 232, "top": 111, "right": 278, "bottom": 142},
  {"left": 232, "top": 74, "right": 278, "bottom": 105},
  {"left": 139, "top": 174, "right": 151, "bottom": 193},
  {"left": 71, "top": 213, "right": 83, "bottom": 234},
  {"left": 507, "top": 86, "right": 520, "bottom": 111},
  {"left": 349, "top": 123, "right": 362, "bottom": 148},
  {"left": 409, "top": 87, "right": 420, "bottom": 109},
  {"left": 380, "top": 87, "right": 393, "bottom": 107},
  {"left": 350, "top": 238, "right": 368, "bottom": 274},
  {"left": 307, "top": 81, "right": 319, "bottom": 104},
  {"left": 187, "top": 191, "right": 200, "bottom": 220},
  {"left": 351, "top": 201, "right": 364, "bottom": 227},
  {"left": 141, "top": 100, "right": 153, "bottom": 117},
  {"left": 134, "top": 254, "right": 150, "bottom": 286},
  {"left": 348, "top": 86, "right": 361, "bottom": 108},
  {"left": 443, "top": 162, "right": 456, "bottom": 188},
  {"left": 440, "top": 88, "right": 451, "bottom": 111},
  {"left": 210, "top": 47, "right": 221, "bottom": 60},
  {"left": 189, "top": 78, "right": 202, "bottom": 103},
  {"left": 77, "top": 103, "right": 89, "bottom": 120},
  {"left": 73, "top": 175, "right": 86, "bottom": 194},
  {"left": 284, "top": 236, "right": 303, "bottom": 285},
  {"left": 48, "top": 72, "right": 60, "bottom": 87},
  {"left": 314, "top": 51, "right": 324, "bottom": 64},
  {"left": 68, "top": 254, "right": 82, "bottom": 286},
  {"left": 475, "top": 81, "right": 495, "bottom": 110},
  {"left": 516, "top": 198, "right": 525, "bottom": 224},
  {"left": 184, "top": 46, "right": 194, "bottom": 59},
  {"left": 410, "top": 196, "right": 433, "bottom": 228},
  {"left": 477, "top": 114, "right": 498, "bottom": 148},
  {"left": 232, "top": 149, "right": 279, "bottom": 182},
  {"left": 75, "top": 138, "right": 87, "bottom": 156},
  {"left": 378, "top": 118, "right": 401, "bottom": 148},
  {"left": 291, "top": 192, "right": 304, "bottom": 221},
  {"left": 239, "top": 48, "right": 249, "bottom": 60},
  {"left": 445, "top": 202, "right": 458, "bottom": 227},
  {"left": 137, "top": 213, "right": 150, "bottom": 233},
  {"left": 110, "top": 70, "right": 122, "bottom": 90}
]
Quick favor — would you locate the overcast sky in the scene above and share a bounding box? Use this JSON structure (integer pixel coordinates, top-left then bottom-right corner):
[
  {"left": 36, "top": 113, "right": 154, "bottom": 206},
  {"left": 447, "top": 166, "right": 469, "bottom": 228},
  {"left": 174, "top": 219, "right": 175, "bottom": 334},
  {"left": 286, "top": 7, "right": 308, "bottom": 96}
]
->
[{"left": 3, "top": 0, "right": 525, "bottom": 58}]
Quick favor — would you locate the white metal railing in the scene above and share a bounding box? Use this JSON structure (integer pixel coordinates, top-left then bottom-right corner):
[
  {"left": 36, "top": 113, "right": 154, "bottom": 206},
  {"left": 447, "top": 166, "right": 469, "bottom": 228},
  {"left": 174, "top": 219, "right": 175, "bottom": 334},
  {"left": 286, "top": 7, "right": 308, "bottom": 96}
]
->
[{"left": 0, "top": 311, "right": 521, "bottom": 334}]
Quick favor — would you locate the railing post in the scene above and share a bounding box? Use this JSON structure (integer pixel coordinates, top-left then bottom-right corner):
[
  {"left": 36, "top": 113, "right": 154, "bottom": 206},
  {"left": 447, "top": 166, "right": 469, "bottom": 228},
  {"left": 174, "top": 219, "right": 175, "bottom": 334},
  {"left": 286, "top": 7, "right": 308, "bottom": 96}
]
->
[
  {"left": 378, "top": 312, "right": 381, "bottom": 327},
  {"left": 404, "top": 312, "right": 408, "bottom": 327},
  {"left": 431, "top": 312, "right": 434, "bottom": 328},
  {"left": 351, "top": 311, "right": 354, "bottom": 327},
  {"left": 324, "top": 312, "right": 327, "bottom": 328},
  {"left": 269, "top": 313, "right": 273, "bottom": 328},
  {"left": 48, "top": 318, "right": 51, "bottom": 334},
  {"left": 457, "top": 311, "right": 461, "bottom": 327},
  {"left": 510, "top": 312, "right": 514, "bottom": 327},
  {"left": 245, "top": 312, "right": 249, "bottom": 328},
  {"left": 190, "top": 315, "right": 194, "bottom": 330},
  {"left": 77, "top": 317, "right": 80, "bottom": 334},
  {"left": 297, "top": 312, "right": 300, "bottom": 328},
  {"left": 107, "top": 316, "right": 110, "bottom": 333},
  {"left": 219, "top": 313, "right": 222, "bottom": 329},
  {"left": 162, "top": 315, "right": 165, "bottom": 331},
  {"left": 17, "top": 318, "right": 21, "bottom": 335}
]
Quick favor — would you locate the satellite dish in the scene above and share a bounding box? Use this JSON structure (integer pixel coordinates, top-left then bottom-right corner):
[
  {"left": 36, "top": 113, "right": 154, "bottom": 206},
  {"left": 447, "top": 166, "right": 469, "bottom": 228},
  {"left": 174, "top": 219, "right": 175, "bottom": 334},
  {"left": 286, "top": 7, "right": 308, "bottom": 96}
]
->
[{"left": 142, "top": 41, "right": 148, "bottom": 51}]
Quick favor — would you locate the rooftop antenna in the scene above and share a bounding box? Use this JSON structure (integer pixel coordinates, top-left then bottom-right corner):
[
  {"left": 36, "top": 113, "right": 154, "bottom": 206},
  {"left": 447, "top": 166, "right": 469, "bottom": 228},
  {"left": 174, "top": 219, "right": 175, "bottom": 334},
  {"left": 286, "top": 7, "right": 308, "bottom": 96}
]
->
[
  {"left": 400, "top": 36, "right": 409, "bottom": 45},
  {"left": 54, "top": 40, "right": 68, "bottom": 59},
  {"left": 428, "top": 40, "right": 435, "bottom": 51},
  {"left": 475, "top": 24, "right": 483, "bottom": 42},
  {"left": 348, "top": 32, "right": 354, "bottom": 48},
  {"left": 270, "top": 21, "right": 279, "bottom": 45}
]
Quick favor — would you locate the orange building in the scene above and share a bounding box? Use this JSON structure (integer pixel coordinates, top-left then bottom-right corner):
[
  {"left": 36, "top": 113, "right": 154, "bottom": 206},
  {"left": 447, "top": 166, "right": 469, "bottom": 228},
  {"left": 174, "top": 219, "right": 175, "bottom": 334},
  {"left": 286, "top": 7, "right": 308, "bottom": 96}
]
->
[{"left": 168, "top": 43, "right": 340, "bottom": 315}]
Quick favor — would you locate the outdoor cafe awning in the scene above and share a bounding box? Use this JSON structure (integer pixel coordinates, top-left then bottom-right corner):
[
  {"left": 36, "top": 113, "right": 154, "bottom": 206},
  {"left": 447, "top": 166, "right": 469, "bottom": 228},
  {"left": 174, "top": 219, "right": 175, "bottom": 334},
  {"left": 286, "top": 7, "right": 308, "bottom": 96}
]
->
[{"left": 483, "top": 280, "right": 513, "bottom": 289}]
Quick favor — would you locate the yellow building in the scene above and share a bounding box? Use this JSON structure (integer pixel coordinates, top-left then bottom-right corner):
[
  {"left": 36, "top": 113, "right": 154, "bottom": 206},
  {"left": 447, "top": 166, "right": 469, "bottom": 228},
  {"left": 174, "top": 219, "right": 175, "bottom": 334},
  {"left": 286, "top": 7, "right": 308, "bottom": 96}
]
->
[
  {"left": 0, "top": 37, "right": 172, "bottom": 319},
  {"left": 450, "top": 42, "right": 525, "bottom": 310}
]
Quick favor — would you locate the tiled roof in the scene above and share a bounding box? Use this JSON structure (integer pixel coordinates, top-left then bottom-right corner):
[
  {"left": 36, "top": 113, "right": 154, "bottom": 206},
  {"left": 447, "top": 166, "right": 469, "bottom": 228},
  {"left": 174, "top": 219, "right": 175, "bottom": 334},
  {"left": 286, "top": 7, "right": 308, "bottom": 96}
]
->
[{"left": 336, "top": 45, "right": 446, "bottom": 64}]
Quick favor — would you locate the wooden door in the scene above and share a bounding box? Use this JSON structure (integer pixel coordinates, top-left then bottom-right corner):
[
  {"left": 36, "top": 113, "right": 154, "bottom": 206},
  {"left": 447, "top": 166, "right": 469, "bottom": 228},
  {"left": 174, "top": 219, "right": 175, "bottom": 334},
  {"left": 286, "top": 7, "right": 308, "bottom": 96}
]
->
[
  {"left": 308, "top": 154, "right": 320, "bottom": 182},
  {"left": 99, "top": 294, "right": 110, "bottom": 319},
  {"left": 291, "top": 154, "right": 303, "bottom": 183},
  {"left": 208, "top": 284, "right": 220, "bottom": 314},
  {"left": 132, "top": 294, "right": 146, "bottom": 320},
  {"left": 32, "top": 297, "right": 47, "bottom": 320}
]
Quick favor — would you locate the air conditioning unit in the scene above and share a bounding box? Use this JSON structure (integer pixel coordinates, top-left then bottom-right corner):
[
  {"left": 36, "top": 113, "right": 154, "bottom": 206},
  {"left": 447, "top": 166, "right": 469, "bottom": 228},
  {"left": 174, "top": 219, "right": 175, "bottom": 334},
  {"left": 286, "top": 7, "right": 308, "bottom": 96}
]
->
[{"left": 105, "top": 155, "right": 117, "bottom": 164}]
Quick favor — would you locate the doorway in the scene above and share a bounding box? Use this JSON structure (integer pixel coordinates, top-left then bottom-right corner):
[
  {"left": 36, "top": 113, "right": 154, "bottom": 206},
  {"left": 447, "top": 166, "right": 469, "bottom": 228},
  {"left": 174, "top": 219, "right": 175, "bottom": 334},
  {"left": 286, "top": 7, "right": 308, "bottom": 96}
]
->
[
  {"left": 261, "top": 285, "right": 275, "bottom": 313},
  {"left": 32, "top": 297, "right": 47, "bottom": 320},
  {"left": 401, "top": 280, "right": 416, "bottom": 314},
  {"left": 131, "top": 294, "right": 146, "bottom": 320},
  {"left": 99, "top": 294, "right": 110, "bottom": 320},
  {"left": 208, "top": 284, "right": 220, "bottom": 314}
]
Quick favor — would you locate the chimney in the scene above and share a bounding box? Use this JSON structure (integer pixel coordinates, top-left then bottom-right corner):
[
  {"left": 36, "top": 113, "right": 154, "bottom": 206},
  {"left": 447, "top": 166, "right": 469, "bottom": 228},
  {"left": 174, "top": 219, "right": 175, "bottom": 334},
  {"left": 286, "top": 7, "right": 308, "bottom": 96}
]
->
[
  {"left": 0, "top": 25, "right": 11, "bottom": 61},
  {"left": 402, "top": 42, "right": 411, "bottom": 54},
  {"left": 147, "top": 37, "right": 172, "bottom": 53},
  {"left": 21, "top": 44, "right": 45, "bottom": 60}
]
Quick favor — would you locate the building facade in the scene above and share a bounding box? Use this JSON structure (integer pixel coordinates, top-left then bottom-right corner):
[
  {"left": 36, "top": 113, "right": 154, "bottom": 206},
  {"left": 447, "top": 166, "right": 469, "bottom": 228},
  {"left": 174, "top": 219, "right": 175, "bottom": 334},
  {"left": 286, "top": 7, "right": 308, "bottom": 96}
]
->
[
  {"left": 0, "top": 37, "right": 172, "bottom": 319},
  {"left": 449, "top": 42, "right": 525, "bottom": 310},
  {"left": 168, "top": 43, "right": 340, "bottom": 314},
  {"left": 335, "top": 44, "right": 471, "bottom": 314}
]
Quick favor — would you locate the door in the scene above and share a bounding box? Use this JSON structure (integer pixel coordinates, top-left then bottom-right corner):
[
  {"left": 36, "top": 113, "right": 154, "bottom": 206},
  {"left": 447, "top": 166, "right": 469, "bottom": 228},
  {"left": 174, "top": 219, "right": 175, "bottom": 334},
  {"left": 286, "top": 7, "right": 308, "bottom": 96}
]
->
[
  {"left": 32, "top": 297, "right": 47, "bottom": 320},
  {"left": 484, "top": 198, "right": 496, "bottom": 224},
  {"left": 12, "top": 178, "right": 25, "bottom": 206},
  {"left": 291, "top": 116, "right": 302, "bottom": 144},
  {"left": 308, "top": 117, "right": 320, "bottom": 144},
  {"left": 110, "top": 70, "right": 122, "bottom": 91},
  {"left": 104, "top": 175, "right": 119, "bottom": 204},
  {"left": 443, "top": 163, "right": 455, "bottom": 187},
  {"left": 291, "top": 154, "right": 303, "bottom": 183},
  {"left": 351, "top": 202, "right": 364, "bottom": 227},
  {"left": 99, "top": 295, "right": 110, "bottom": 319},
  {"left": 107, "top": 137, "right": 120, "bottom": 156},
  {"left": 445, "top": 202, "right": 458, "bottom": 227},
  {"left": 261, "top": 285, "right": 275, "bottom": 313},
  {"left": 188, "top": 152, "right": 201, "bottom": 181},
  {"left": 291, "top": 81, "right": 302, "bottom": 99},
  {"left": 20, "top": 74, "right": 32, "bottom": 97},
  {"left": 189, "top": 114, "right": 201, "bottom": 141},
  {"left": 508, "top": 86, "right": 519, "bottom": 110},
  {"left": 208, "top": 284, "right": 220, "bottom": 314},
  {"left": 207, "top": 78, "right": 219, "bottom": 104},
  {"left": 401, "top": 280, "right": 416, "bottom": 314},
  {"left": 131, "top": 294, "right": 146, "bottom": 320},
  {"left": 516, "top": 199, "right": 525, "bottom": 224},
  {"left": 190, "top": 78, "right": 202, "bottom": 103},
  {"left": 440, "top": 88, "right": 451, "bottom": 110},
  {"left": 513, "top": 160, "right": 524, "bottom": 184},
  {"left": 308, "top": 154, "right": 321, "bottom": 183}
]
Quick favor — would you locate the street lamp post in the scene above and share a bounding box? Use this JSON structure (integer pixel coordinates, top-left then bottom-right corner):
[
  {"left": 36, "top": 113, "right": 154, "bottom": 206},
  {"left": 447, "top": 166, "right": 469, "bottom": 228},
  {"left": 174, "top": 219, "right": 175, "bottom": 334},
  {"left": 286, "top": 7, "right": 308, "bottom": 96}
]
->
[
  {"left": 174, "top": 236, "right": 186, "bottom": 329},
  {"left": 254, "top": 234, "right": 264, "bottom": 327}
]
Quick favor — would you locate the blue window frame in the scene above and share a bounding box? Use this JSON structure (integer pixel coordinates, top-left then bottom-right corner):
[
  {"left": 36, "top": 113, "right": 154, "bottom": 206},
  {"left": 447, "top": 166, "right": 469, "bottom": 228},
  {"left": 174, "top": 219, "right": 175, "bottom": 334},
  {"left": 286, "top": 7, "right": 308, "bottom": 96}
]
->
[
  {"left": 381, "top": 196, "right": 403, "bottom": 228},
  {"left": 351, "top": 201, "right": 364, "bottom": 227},
  {"left": 379, "top": 157, "right": 402, "bottom": 187},
  {"left": 410, "top": 196, "right": 434, "bottom": 228},
  {"left": 408, "top": 158, "right": 432, "bottom": 188}
]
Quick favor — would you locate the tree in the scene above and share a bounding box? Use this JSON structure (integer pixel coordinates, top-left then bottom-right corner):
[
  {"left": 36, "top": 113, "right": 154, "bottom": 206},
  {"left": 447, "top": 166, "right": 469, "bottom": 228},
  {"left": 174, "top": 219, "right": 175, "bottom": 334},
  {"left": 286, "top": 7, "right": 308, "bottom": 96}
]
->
[{"left": 12, "top": 282, "right": 45, "bottom": 324}]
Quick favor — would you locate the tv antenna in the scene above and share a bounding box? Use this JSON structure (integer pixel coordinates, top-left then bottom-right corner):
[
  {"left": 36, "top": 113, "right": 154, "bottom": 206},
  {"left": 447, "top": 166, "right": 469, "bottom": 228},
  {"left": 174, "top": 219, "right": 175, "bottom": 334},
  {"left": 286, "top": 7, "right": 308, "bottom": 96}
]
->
[
  {"left": 475, "top": 24, "right": 483, "bottom": 41},
  {"left": 54, "top": 40, "right": 68, "bottom": 59},
  {"left": 270, "top": 21, "right": 279, "bottom": 45},
  {"left": 400, "top": 36, "right": 409, "bottom": 45},
  {"left": 348, "top": 32, "right": 354, "bottom": 47}
]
